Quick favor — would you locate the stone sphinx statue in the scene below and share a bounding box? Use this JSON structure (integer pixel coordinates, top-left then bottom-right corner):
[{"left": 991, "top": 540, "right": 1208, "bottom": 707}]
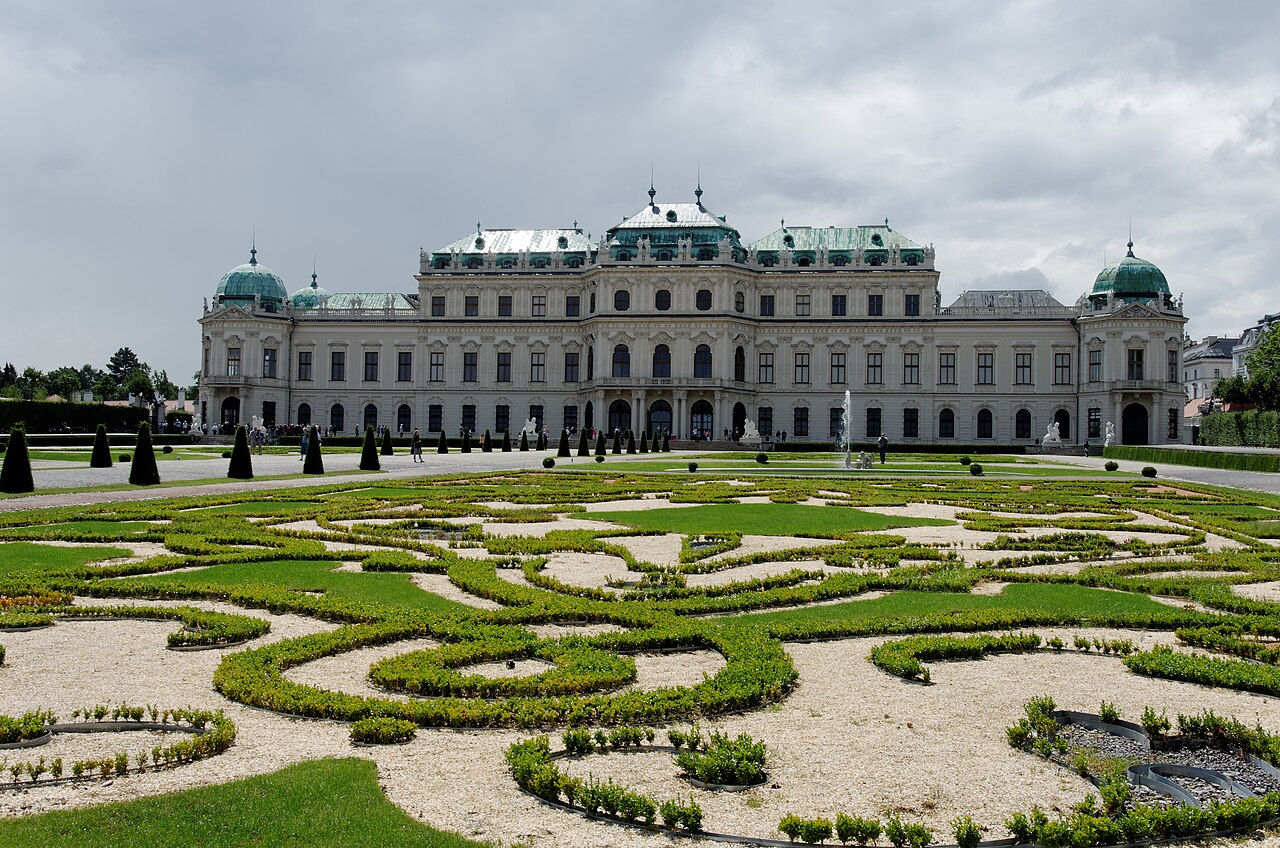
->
[
  {"left": 521, "top": 417, "right": 538, "bottom": 438},
  {"left": 742, "top": 418, "right": 760, "bottom": 442},
  {"left": 1104, "top": 421, "right": 1115, "bottom": 449},
  {"left": 1043, "top": 421, "right": 1062, "bottom": 446}
]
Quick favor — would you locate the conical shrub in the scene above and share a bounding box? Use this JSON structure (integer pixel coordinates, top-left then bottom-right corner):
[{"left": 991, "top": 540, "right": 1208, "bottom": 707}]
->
[
  {"left": 662, "top": 432, "right": 671, "bottom": 452},
  {"left": 227, "top": 424, "right": 254, "bottom": 479},
  {"left": 502, "top": 431, "right": 511, "bottom": 452},
  {"left": 381, "top": 428, "right": 394, "bottom": 456},
  {"left": 612, "top": 431, "right": 621, "bottom": 454},
  {"left": 129, "top": 422, "right": 160, "bottom": 486},
  {"left": 360, "top": 425, "right": 380, "bottom": 470},
  {"left": 90, "top": 423, "right": 112, "bottom": 468},
  {"left": 595, "top": 433, "right": 606, "bottom": 456},
  {"left": 304, "top": 425, "right": 325, "bottom": 474},
  {"left": 519, "top": 431, "right": 529, "bottom": 451},
  {"left": 0, "top": 426, "right": 34, "bottom": 494},
  {"left": 482, "top": 429, "right": 493, "bottom": 453},
  {"left": 437, "top": 430, "right": 449, "bottom": 454},
  {"left": 626, "top": 430, "right": 636, "bottom": 454},
  {"left": 577, "top": 429, "right": 590, "bottom": 456},
  {"left": 461, "top": 431, "right": 472, "bottom": 453},
  {"left": 536, "top": 432, "right": 546, "bottom": 451},
  {"left": 557, "top": 429, "right": 571, "bottom": 457},
  {"left": 639, "top": 431, "right": 649, "bottom": 453}
]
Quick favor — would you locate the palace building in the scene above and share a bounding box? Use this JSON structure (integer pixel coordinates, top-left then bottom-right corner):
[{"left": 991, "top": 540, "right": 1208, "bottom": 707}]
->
[{"left": 199, "top": 188, "right": 1188, "bottom": 446}]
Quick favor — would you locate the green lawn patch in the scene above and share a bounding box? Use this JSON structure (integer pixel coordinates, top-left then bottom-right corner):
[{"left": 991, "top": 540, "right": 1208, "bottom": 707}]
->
[
  {"left": 0, "top": 541, "right": 131, "bottom": 577},
  {"left": 0, "top": 520, "right": 156, "bottom": 539},
  {"left": 182, "top": 500, "right": 320, "bottom": 516},
  {"left": 589, "top": 502, "right": 950, "bottom": 536},
  {"left": 0, "top": 757, "right": 485, "bottom": 848}
]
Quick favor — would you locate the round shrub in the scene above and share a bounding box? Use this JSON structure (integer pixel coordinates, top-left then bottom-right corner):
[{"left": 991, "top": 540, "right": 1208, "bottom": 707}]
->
[
  {"left": 222, "top": 451, "right": 232, "bottom": 459},
  {"left": 119, "top": 453, "right": 131, "bottom": 462},
  {"left": 756, "top": 453, "right": 768, "bottom": 464},
  {"left": 688, "top": 462, "right": 698, "bottom": 473},
  {"left": 969, "top": 463, "right": 983, "bottom": 476},
  {"left": 959, "top": 455, "right": 971, "bottom": 466},
  {"left": 350, "top": 717, "right": 417, "bottom": 745},
  {"left": 542, "top": 457, "right": 555, "bottom": 469},
  {"left": 162, "top": 444, "right": 174, "bottom": 454},
  {"left": 1142, "top": 466, "right": 1158, "bottom": 478},
  {"left": 1104, "top": 460, "right": 1119, "bottom": 471},
  {"left": 594, "top": 455, "right": 604, "bottom": 463}
]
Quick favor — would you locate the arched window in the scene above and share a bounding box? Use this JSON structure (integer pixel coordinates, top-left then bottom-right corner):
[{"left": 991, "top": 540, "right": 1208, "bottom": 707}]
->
[
  {"left": 297, "top": 403, "right": 312, "bottom": 426},
  {"left": 734, "top": 346, "right": 746, "bottom": 381},
  {"left": 696, "top": 289, "right": 712, "bottom": 310},
  {"left": 735, "top": 292, "right": 745, "bottom": 313},
  {"left": 832, "top": 254, "right": 848, "bottom": 266},
  {"left": 589, "top": 292, "right": 596, "bottom": 312},
  {"left": 587, "top": 347, "right": 594, "bottom": 380},
  {"left": 652, "top": 344, "right": 671, "bottom": 378},
  {"left": 796, "top": 256, "right": 811, "bottom": 267},
  {"left": 364, "top": 404, "right": 378, "bottom": 431},
  {"left": 977, "top": 408, "right": 994, "bottom": 439},
  {"left": 655, "top": 249, "right": 673, "bottom": 261},
  {"left": 608, "top": 399, "right": 632, "bottom": 433},
  {"left": 690, "top": 400, "right": 714, "bottom": 436},
  {"left": 398, "top": 404, "right": 412, "bottom": 433},
  {"left": 697, "top": 248, "right": 714, "bottom": 260},
  {"left": 614, "top": 290, "right": 630, "bottom": 311},
  {"left": 655, "top": 289, "right": 671, "bottom": 311},
  {"left": 612, "top": 344, "right": 630, "bottom": 378},
  {"left": 694, "top": 344, "right": 713, "bottom": 378},
  {"left": 939, "top": 408, "right": 955, "bottom": 439},
  {"left": 1015, "top": 408, "right": 1031, "bottom": 440},
  {"left": 647, "top": 400, "right": 672, "bottom": 434},
  {"left": 330, "top": 403, "right": 345, "bottom": 433}
]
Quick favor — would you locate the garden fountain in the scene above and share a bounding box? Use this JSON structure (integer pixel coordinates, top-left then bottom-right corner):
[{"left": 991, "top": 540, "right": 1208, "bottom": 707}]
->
[{"left": 840, "top": 390, "right": 854, "bottom": 470}]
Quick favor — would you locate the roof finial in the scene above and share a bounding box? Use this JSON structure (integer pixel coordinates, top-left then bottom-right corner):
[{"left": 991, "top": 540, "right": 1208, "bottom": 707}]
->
[
  {"left": 780, "top": 217, "right": 786, "bottom": 230},
  {"left": 649, "top": 163, "right": 656, "bottom": 207},
  {"left": 311, "top": 254, "right": 318, "bottom": 289},
  {"left": 476, "top": 220, "right": 482, "bottom": 234},
  {"left": 885, "top": 217, "right": 890, "bottom": 229},
  {"left": 250, "top": 227, "right": 257, "bottom": 266},
  {"left": 1127, "top": 216, "right": 1134, "bottom": 257},
  {"left": 695, "top": 163, "right": 703, "bottom": 205}
]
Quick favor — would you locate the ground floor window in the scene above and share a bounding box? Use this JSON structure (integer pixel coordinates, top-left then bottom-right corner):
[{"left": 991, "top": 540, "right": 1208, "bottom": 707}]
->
[
  {"left": 903, "top": 407, "right": 918, "bottom": 438},
  {"left": 297, "top": 403, "right": 312, "bottom": 426},
  {"left": 495, "top": 405, "right": 509, "bottom": 434},
  {"left": 330, "top": 404, "right": 345, "bottom": 433},
  {"left": 1088, "top": 408, "right": 1101, "bottom": 439},
  {"left": 428, "top": 404, "right": 443, "bottom": 432},
  {"left": 563, "top": 405, "right": 577, "bottom": 432},
  {"left": 793, "top": 407, "right": 809, "bottom": 437},
  {"left": 1168, "top": 407, "right": 1179, "bottom": 440},
  {"left": 758, "top": 407, "right": 773, "bottom": 439},
  {"left": 397, "top": 404, "right": 412, "bottom": 433},
  {"left": 829, "top": 407, "right": 843, "bottom": 438},
  {"left": 462, "top": 404, "right": 476, "bottom": 433},
  {"left": 1015, "top": 408, "right": 1031, "bottom": 440},
  {"left": 977, "top": 408, "right": 993, "bottom": 438},
  {"left": 939, "top": 408, "right": 955, "bottom": 438}
]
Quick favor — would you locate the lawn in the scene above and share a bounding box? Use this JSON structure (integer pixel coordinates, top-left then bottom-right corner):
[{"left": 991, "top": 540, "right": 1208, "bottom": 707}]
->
[
  {"left": 0, "top": 520, "right": 157, "bottom": 539},
  {"left": 0, "top": 541, "right": 131, "bottom": 577},
  {"left": 0, "top": 758, "right": 485, "bottom": 848},
  {"left": 589, "top": 502, "right": 951, "bottom": 536}
]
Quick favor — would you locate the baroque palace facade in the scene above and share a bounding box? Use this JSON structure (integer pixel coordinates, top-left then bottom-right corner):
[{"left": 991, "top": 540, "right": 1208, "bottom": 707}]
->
[{"left": 199, "top": 189, "right": 1188, "bottom": 446}]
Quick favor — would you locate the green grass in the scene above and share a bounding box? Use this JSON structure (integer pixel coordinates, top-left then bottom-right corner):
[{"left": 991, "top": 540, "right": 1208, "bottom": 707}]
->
[
  {"left": 0, "top": 541, "right": 131, "bottom": 577},
  {"left": 725, "top": 583, "right": 1174, "bottom": 628},
  {"left": 180, "top": 500, "right": 320, "bottom": 516},
  {"left": 122, "top": 559, "right": 463, "bottom": 613},
  {"left": 0, "top": 469, "right": 379, "bottom": 499},
  {"left": 0, "top": 757, "right": 487, "bottom": 848},
  {"left": 322, "top": 487, "right": 429, "bottom": 499},
  {"left": 589, "top": 502, "right": 951, "bottom": 536},
  {"left": 0, "top": 520, "right": 157, "bottom": 539}
]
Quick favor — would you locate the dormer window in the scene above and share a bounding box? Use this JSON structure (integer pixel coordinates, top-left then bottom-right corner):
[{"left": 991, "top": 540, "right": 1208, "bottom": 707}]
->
[
  {"left": 832, "top": 254, "right": 848, "bottom": 266},
  {"left": 557, "top": 235, "right": 569, "bottom": 249},
  {"left": 474, "top": 236, "right": 485, "bottom": 249},
  {"left": 466, "top": 257, "right": 482, "bottom": 269},
  {"left": 783, "top": 234, "right": 794, "bottom": 248},
  {"left": 796, "top": 256, "right": 811, "bottom": 267},
  {"left": 567, "top": 257, "right": 581, "bottom": 268},
  {"left": 870, "top": 233, "right": 882, "bottom": 245},
  {"left": 867, "top": 255, "right": 883, "bottom": 266},
  {"left": 904, "top": 254, "right": 920, "bottom": 266},
  {"left": 666, "top": 210, "right": 677, "bottom": 222},
  {"left": 656, "top": 250, "right": 673, "bottom": 261}
]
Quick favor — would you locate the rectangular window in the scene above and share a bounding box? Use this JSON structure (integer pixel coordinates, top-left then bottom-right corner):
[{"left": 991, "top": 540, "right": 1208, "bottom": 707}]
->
[
  {"left": 563, "top": 405, "right": 577, "bottom": 432},
  {"left": 262, "top": 401, "right": 276, "bottom": 428},
  {"left": 795, "top": 294, "right": 811, "bottom": 316},
  {"left": 1089, "top": 349, "right": 1102, "bottom": 382},
  {"left": 793, "top": 407, "right": 809, "bottom": 437},
  {"left": 1088, "top": 408, "right": 1102, "bottom": 439},
  {"left": 529, "top": 405, "right": 543, "bottom": 428},
  {"left": 939, "top": 352, "right": 956, "bottom": 385},
  {"left": 565, "top": 295, "right": 580, "bottom": 317},
  {"left": 495, "top": 405, "right": 510, "bottom": 433},
  {"left": 1127, "top": 349, "right": 1145, "bottom": 380},
  {"left": 463, "top": 351, "right": 477, "bottom": 383},
  {"left": 496, "top": 351, "right": 511, "bottom": 383},
  {"left": 903, "top": 352, "right": 920, "bottom": 385},
  {"left": 829, "top": 407, "right": 843, "bottom": 438},
  {"left": 226, "top": 347, "right": 241, "bottom": 377},
  {"left": 498, "top": 295, "right": 512, "bottom": 317},
  {"left": 831, "top": 294, "right": 847, "bottom": 316},
  {"left": 397, "top": 351, "right": 412, "bottom": 382},
  {"left": 866, "top": 352, "right": 883, "bottom": 385},
  {"left": 330, "top": 350, "right": 345, "bottom": 382},
  {"left": 1168, "top": 350, "right": 1178, "bottom": 383},
  {"left": 1014, "top": 353, "right": 1032, "bottom": 385},
  {"left": 428, "top": 404, "right": 443, "bottom": 432},
  {"left": 429, "top": 352, "right": 444, "bottom": 382},
  {"left": 431, "top": 296, "right": 445, "bottom": 317},
  {"left": 464, "top": 295, "right": 479, "bottom": 317},
  {"left": 903, "top": 407, "right": 919, "bottom": 438},
  {"left": 976, "top": 352, "right": 994, "bottom": 385},
  {"left": 530, "top": 352, "right": 546, "bottom": 383},
  {"left": 759, "top": 294, "right": 775, "bottom": 316},
  {"left": 461, "top": 404, "right": 476, "bottom": 433},
  {"left": 905, "top": 294, "right": 921, "bottom": 317},
  {"left": 363, "top": 351, "right": 379, "bottom": 382},
  {"left": 262, "top": 348, "right": 277, "bottom": 379},
  {"left": 532, "top": 295, "right": 547, "bottom": 317},
  {"left": 297, "top": 350, "right": 313, "bottom": 381},
  {"left": 830, "top": 352, "right": 846, "bottom": 384},
  {"left": 758, "top": 352, "right": 774, "bottom": 384},
  {"left": 758, "top": 407, "right": 773, "bottom": 438},
  {"left": 867, "top": 294, "right": 883, "bottom": 316},
  {"left": 564, "top": 351, "right": 580, "bottom": 383},
  {"left": 1168, "top": 407, "right": 1179, "bottom": 440},
  {"left": 793, "top": 352, "right": 810, "bottom": 384},
  {"left": 866, "top": 407, "right": 882, "bottom": 438},
  {"left": 1054, "top": 352, "right": 1071, "bottom": 385}
]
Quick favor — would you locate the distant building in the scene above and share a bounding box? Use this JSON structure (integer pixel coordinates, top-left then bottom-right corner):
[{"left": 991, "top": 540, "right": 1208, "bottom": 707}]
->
[
  {"left": 1234, "top": 313, "right": 1280, "bottom": 379},
  {"left": 199, "top": 189, "right": 1188, "bottom": 446},
  {"left": 1183, "top": 336, "right": 1237, "bottom": 402}
]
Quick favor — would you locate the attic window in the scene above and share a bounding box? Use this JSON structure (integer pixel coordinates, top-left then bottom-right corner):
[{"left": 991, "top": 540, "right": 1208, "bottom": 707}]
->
[
  {"left": 474, "top": 237, "right": 485, "bottom": 249},
  {"left": 783, "top": 235, "right": 794, "bottom": 247},
  {"left": 904, "top": 254, "right": 920, "bottom": 266},
  {"left": 666, "top": 210, "right": 677, "bottom": 222},
  {"left": 557, "top": 236, "right": 568, "bottom": 249},
  {"left": 870, "top": 233, "right": 882, "bottom": 245}
]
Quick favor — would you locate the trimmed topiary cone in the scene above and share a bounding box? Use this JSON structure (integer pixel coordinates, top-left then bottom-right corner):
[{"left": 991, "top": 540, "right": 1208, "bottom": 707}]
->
[
  {"left": 519, "top": 431, "right": 529, "bottom": 451},
  {"left": 90, "top": 423, "right": 112, "bottom": 468},
  {"left": 360, "top": 425, "right": 381, "bottom": 471},
  {"left": 437, "top": 430, "right": 449, "bottom": 454},
  {"left": 577, "top": 429, "right": 590, "bottom": 456},
  {"left": 595, "top": 433, "right": 606, "bottom": 455},
  {"left": 381, "top": 429, "right": 394, "bottom": 456},
  {"left": 461, "top": 431, "right": 472, "bottom": 453},
  {"left": 662, "top": 432, "right": 671, "bottom": 452},
  {"left": 128, "top": 422, "right": 161, "bottom": 486},
  {"left": 626, "top": 430, "right": 636, "bottom": 454},
  {"left": 536, "top": 432, "right": 546, "bottom": 451},
  {"left": 639, "top": 431, "right": 649, "bottom": 453},
  {"left": 502, "top": 431, "right": 511, "bottom": 452},
  {"left": 0, "top": 425, "right": 35, "bottom": 493},
  {"left": 227, "top": 424, "right": 254, "bottom": 479},
  {"left": 611, "top": 431, "right": 622, "bottom": 454},
  {"left": 304, "top": 425, "right": 325, "bottom": 474},
  {"left": 557, "top": 429, "right": 571, "bottom": 457},
  {"left": 482, "top": 429, "right": 493, "bottom": 453}
]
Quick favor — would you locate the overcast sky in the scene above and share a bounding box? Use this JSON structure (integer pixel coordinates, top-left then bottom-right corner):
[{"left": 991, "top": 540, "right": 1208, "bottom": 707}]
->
[{"left": 3, "top": 1, "right": 1278, "bottom": 381}]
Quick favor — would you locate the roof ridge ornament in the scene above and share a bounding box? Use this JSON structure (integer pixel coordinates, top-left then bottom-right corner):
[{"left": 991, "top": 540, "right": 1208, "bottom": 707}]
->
[{"left": 250, "top": 227, "right": 257, "bottom": 266}]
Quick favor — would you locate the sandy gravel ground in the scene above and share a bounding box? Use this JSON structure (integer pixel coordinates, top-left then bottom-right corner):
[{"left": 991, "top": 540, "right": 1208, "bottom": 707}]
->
[{"left": 409, "top": 574, "right": 504, "bottom": 610}]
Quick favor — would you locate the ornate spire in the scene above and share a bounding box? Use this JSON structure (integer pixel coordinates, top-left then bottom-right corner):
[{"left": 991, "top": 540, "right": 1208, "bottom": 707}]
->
[
  {"left": 1127, "top": 216, "right": 1135, "bottom": 257},
  {"left": 250, "top": 228, "right": 257, "bottom": 266},
  {"left": 1126, "top": 239, "right": 1135, "bottom": 258},
  {"left": 311, "top": 255, "right": 318, "bottom": 289}
]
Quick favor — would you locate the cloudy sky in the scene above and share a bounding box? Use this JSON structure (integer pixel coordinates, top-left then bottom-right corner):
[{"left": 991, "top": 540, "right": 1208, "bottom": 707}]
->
[{"left": 3, "top": 1, "right": 1278, "bottom": 381}]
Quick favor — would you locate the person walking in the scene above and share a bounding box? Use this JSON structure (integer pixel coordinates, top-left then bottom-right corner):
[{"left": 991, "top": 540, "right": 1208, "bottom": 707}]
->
[
  {"left": 411, "top": 428, "right": 423, "bottom": 462},
  {"left": 299, "top": 428, "right": 308, "bottom": 460},
  {"left": 877, "top": 433, "right": 889, "bottom": 465}
]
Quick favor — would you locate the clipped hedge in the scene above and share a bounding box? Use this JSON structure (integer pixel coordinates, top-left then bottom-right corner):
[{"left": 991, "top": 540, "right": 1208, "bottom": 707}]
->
[
  {"left": 0, "top": 399, "right": 146, "bottom": 434},
  {"left": 1199, "top": 409, "right": 1280, "bottom": 448},
  {"left": 1103, "top": 444, "right": 1280, "bottom": 473}
]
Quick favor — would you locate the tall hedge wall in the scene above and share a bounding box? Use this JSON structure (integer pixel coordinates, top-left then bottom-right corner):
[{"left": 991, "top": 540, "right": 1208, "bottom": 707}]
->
[
  {"left": 1199, "top": 410, "right": 1280, "bottom": 448},
  {"left": 0, "top": 400, "right": 146, "bottom": 434},
  {"left": 1103, "top": 444, "right": 1280, "bottom": 473}
]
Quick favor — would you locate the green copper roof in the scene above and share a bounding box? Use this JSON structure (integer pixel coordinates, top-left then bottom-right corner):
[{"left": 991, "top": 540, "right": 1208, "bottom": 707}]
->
[
  {"left": 292, "top": 291, "right": 416, "bottom": 312},
  {"left": 433, "top": 228, "right": 593, "bottom": 256},
  {"left": 289, "top": 272, "right": 332, "bottom": 309},
  {"left": 216, "top": 248, "right": 287, "bottom": 303},
  {"left": 751, "top": 224, "right": 923, "bottom": 252},
  {"left": 1091, "top": 242, "right": 1169, "bottom": 300}
]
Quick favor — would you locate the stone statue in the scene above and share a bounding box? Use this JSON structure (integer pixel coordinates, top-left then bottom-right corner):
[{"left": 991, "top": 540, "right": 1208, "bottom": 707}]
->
[
  {"left": 251, "top": 415, "right": 263, "bottom": 432},
  {"left": 742, "top": 418, "right": 760, "bottom": 442},
  {"left": 521, "top": 417, "right": 538, "bottom": 438},
  {"left": 1043, "top": 421, "right": 1062, "bottom": 446},
  {"left": 1104, "top": 422, "right": 1115, "bottom": 449}
]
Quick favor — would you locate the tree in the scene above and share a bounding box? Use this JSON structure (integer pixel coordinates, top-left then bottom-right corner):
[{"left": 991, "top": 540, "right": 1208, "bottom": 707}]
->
[
  {"left": 502, "top": 431, "right": 511, "bottom": 452},
  {"left": 152, "top": 369, "right": 180, "bottom": 401},
  {"left": 595, "top": 432, "right": 606, "bottom": 456},
  {"left": 381, "top": 427, "right": 394, "bottom": 456},
  {"left": 128, "top": 423, "right": 161, "bottom": 485},
  {"left": 626, "top": 430, "right": 636, "bottom": 454},
  {"left": 1214, "top": 374, "right": 1251, "bottom": 405},
  {"left": 92, "top": 372, "right": 119, "bottom": 402},
  {"left": 519, "top": 431, "right": 529, "bottom": 451},
  {"left": 482, "top": 429, "right": 493, "bottom": 453},
  {"left": 46, "top": 366, "right": 83, "bottom": 400},
  {"left": 0, "top": 363, "right": 17, "bottom": 391},
  {"left": 124, "top": 369, "right": 157, "bottom": 406},
  {"left": 359, "top": 425, "right": 381, "bottom": 471},
  {"left": 437, "top": 429, "right": 449, "bottom": 454},
  {"left": 662, "top": 431, "right": 670, "bottom": 452},
  {"left": 304, "top": 425, "right": 325, "bottom": 474},
  {"left": 577, "top": 429, "right": 590, "bottom": 456},
  {"left": 557, "top": 429, "right": 571, "bottom": 457},
  {"left": 107, "top": 348, "right": 144, "bottom": 383},
  {"left": 228, "top": 424, "right": 254, "bottom": 479},
  {"left": 461, "top": 431, "right": 472, "bottom": 453},
  {"left": 0, "top": 426, "right": 34, "bottom": 494},
  {"left": 612, "top": 431, "right": 622, "bottom": 454},
  {"left": 90, "top": 423, "right": 112, "bottom": 468},
  {"left": 1246, "top": 324, "right": 1280, "bottom": 411},
  {"left": 639, "top": 430, "right": 649, "bottom": 453}
]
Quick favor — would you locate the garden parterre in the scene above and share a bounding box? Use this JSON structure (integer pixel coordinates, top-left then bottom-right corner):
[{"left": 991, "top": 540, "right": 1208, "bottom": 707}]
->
[{"left": 5, "top": 468, "right": 1280, "bottom": 846}]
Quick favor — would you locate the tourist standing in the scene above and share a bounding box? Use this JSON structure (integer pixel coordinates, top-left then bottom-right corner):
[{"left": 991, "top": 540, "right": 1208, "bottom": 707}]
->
[
  {"left": 411, "top": 428, "right": 422, "bottom": 462},
  {"left": 877, "top": 434, "right": 888, "bottom": 465},
  {"left": 299, "top": 428, "right": 308, "bottom": 460}
]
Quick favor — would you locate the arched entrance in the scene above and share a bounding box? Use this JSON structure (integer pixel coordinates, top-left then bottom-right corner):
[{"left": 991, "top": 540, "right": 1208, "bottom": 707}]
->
[
  {"left": 220, "top": 397, "right": 240, "bottom": 427},
  {"left": 608, "top": 399, "right": 632, "bottom": 434},
  {"left": 732, "top": 402, "right": 747, "bottom": 439},
  {"left": 584, "top": 401, "right": 594, "bottom": 432},
  {"left": 690, "top": 399, "right": 713, "bottom": 439},
  {"left": 647, "top": 400, "right": 672, "bottom": 435},
  {"left": 363, "top": 404, "right": 378, "bottom": 431},
  {"left": 1122, "top": 403, "right": 1149, "bottom": 445},
  {"left": 1053, "top": 409, "right": 1071, "bottom": 441}
]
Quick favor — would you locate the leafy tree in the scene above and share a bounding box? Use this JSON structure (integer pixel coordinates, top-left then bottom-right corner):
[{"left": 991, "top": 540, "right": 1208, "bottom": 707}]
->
[
  {"left": 107, "top": 348, "right": 144, "bottom": 383},
  {"left": 1247, "top": 324, "right": 1280, "bottom": 410},
  {"left": 1214, "top": 374, "right": 1251, "bottom": 405},
  {"left": 359, "top": 425, "right": 380, "bottom": 471},
  {"left": 0, "top": 363, "right": 17, "bottom": 390},
  {"left": 228, "top": 424, "right": 254, "bottom": 479},
  {"left": 92, "top": 372, "right": 119, "bottom": 402},
  {"left": 46, "top": 366, "right": 84, "bottom": 400},
  {"left": 0, "top": 426, "right": 35, "bottom": 493},
  {"left": 124, "top": 369, "right": 157, "bottom": 406},
  {"left": 90, "top": 423, "right": 112, "bottom": 468},
  {"left": 304, "top": 425, "right": 325, "bottom": 474},
  {"left": 189, "top": 372, "right": 201, "bottom": 398},
  {"left": 128, "top": 423, "right": 161, "bottom": 485},
  {"left": 152, "top": 369, "right": 180, "bottom": 401}
]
